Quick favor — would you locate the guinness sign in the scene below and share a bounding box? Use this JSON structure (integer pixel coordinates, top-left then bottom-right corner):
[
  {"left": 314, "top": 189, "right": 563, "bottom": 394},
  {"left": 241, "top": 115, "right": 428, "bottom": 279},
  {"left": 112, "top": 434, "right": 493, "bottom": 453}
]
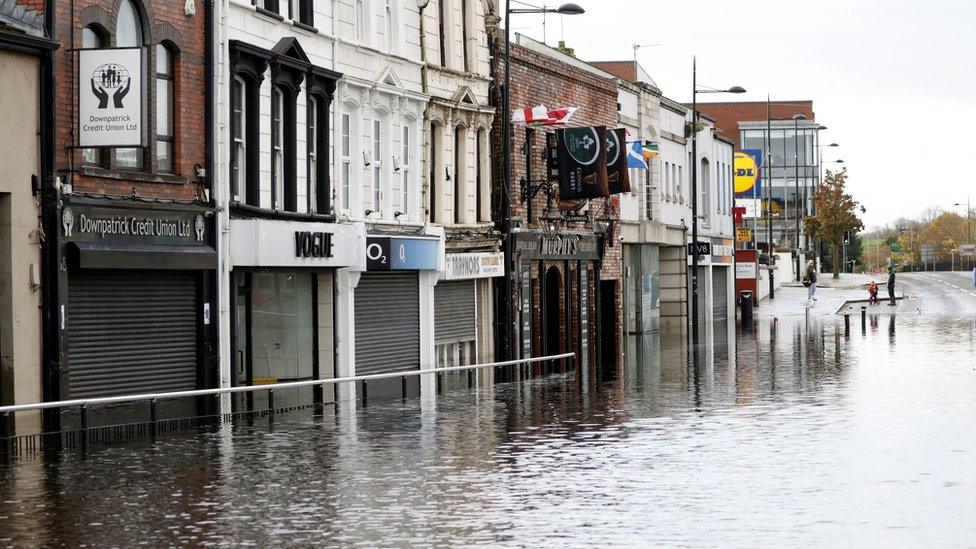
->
[
  {"left": 606, "top": 128, "right": 631, "bottom": 194},
  {"left": 555, "top": 126, "right": 610, "bottom": 200}
]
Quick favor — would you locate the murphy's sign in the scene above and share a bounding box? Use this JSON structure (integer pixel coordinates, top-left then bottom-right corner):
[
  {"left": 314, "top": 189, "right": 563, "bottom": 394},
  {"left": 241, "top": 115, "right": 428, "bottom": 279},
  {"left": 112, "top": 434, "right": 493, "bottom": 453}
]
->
[
  {"left": 514, "top": 232, "right": 601, "bottom": 261},
  {"left": 62, "top": 203, "right": 206, "bottom": 245}
]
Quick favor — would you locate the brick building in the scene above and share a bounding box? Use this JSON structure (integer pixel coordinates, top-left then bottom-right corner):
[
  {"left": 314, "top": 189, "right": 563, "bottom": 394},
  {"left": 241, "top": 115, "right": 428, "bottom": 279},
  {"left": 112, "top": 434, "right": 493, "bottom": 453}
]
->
[
  {"left": 43, "top": 0, "right": 217, "bottom": 427},
  {"left": 492, "top": 34, "right": 622, "bottom": 371}
]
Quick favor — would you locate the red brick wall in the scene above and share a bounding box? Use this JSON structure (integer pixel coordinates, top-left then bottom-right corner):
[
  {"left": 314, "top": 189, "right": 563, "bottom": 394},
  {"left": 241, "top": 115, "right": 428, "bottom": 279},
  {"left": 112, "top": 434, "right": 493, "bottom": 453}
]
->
[
  {"left": 19, "top": 0, "right": 46, "bottom": 14},
  {"left": 694, "top": 101, "right": 816, "bottom": 148},
  {"left": 590, "top": 61, "right": 635, "bottom": 83},
  {"left": 493, "top": 40, "right": 622, "bottom": 367},
  {"left": 53, "top": 0, "right": 205, "bottom": 201}
]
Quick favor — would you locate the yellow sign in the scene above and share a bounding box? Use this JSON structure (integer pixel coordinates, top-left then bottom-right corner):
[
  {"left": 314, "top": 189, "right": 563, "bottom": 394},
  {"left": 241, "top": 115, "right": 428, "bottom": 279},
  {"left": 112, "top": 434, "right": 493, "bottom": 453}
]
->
[
  {"left": 734, "top": 151, "right": 760, "bottom": 195},
  {"left": 736, "top": 227, "right": 752, "bottom": 242}
]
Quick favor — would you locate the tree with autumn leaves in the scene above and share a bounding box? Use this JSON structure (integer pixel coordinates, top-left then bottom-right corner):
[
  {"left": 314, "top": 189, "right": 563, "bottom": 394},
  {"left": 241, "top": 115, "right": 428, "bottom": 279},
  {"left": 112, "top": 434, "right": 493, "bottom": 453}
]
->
[{"left": 804, "top": 169, "right": 864, "bottom": 279}]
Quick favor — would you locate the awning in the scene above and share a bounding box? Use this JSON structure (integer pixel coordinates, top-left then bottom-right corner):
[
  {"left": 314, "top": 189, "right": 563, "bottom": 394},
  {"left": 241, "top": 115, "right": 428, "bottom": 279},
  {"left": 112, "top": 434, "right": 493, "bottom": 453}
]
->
[{"left": 68, "top": 242, "right": 217, "bottom": 270}]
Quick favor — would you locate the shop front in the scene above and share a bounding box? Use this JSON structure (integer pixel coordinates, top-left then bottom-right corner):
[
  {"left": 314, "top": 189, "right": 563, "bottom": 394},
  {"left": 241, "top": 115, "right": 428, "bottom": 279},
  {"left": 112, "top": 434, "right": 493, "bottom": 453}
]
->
[
  {"left": 710, "top": 238, "right": 735, "bottom": 323},
  {"left": 58, "top": 198, "right": 217, "bottom": 425},
  {"left": 437, "top": 252, "right": 503, "bottom": 369},
  {"left": 355, "top": 234, "right": 442, "bottom": 400},
  {"left": 622, "top": 244, "right": 660, "bottom": 368},
  {"left": 513, "top": 231, "right": 603, "bottom": 371},
  {"left": 229, "top": 218, "right": 365, "bottom": 411}
]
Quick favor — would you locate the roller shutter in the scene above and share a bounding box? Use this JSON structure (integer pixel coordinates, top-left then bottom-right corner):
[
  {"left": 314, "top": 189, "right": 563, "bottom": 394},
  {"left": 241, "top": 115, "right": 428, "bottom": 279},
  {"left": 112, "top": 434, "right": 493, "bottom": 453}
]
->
[
  {"left": 692, "top": 266, "right": 708, "bottom": 328},
  {"left": 67, "top": 270, "right": 199, "bottom": 398},
  {"left": 355, "top": 272, "right": 420, "bottom": 375},
  {"left": 435, "top": 280, "right": 476, "bottom": 345},
  {"left": 713, "top": 267, "right": 729, "bottom": 321}
]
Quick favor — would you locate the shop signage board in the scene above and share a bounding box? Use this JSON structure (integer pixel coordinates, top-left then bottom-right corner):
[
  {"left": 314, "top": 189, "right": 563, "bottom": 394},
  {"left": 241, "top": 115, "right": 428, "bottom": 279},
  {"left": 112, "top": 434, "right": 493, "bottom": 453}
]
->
[
  {"left": 579, "top": 266, "right": 589, "bottom": 368},
  {"left": 687, "top": 241, "right": 711, "bottom": 256},
  {"left": 605, "top": 128, "right": 631, "bottom": 194},
  {"left": 367, "top": 236, "right": 440, "bottom": 271},
  {"left": 444, "top": 252, "right": 504, "bottom": 280},
  {"left": 733, "top": 149, "right": 763, "bottom": 198},
  {"left": 554, "top": 126, "right": 610, "bottom": 199},
  {"left": 514, "top": 232, "right": 601, "bottom": 261},
  {"left": 78, "top": 47, "right": 145, "bottom": 147},
  {"left": 736, "top": 227, "right": 752, "bottom": 243},
  {"left": 736, "top": 262, "right": 757, "bottom": 279},
  {"left": 230, "top": 218, "right": 364, "bottom": 268},
  {"left": 62, "top": 202, "right": 206, "bottom": 246}
]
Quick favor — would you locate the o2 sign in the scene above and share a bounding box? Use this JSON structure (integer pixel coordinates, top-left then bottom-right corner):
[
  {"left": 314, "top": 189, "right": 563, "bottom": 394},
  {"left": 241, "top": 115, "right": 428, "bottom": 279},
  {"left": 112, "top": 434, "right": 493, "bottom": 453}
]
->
[{"left": 366, "top": 236, "right": 439, "bottom": 271}]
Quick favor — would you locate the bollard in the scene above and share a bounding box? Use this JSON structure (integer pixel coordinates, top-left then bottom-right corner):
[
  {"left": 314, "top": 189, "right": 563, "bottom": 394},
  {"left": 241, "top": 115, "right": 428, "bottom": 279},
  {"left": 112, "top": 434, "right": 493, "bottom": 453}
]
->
[
  {"left": 436, "top": 372, "right": 443, "bottom": 395},
  {"left": 861, "top": 306, "right": 867, "bottom": 333},
  {"left": 467, "top": 369, "right": 474, "bottom": 389},
  {"left": 889, "top": 315, "right": 896, "bottom": 336},
  {"left": 361, "top": 381, "right": 368, "bottom": 407},
  {"left": 267, "top": 388, "right": 275, "bottom": 416},
  {"left": 401, "top": 376, "right": 407, "bottom": 400},
  {"left": 844, "top": 314, "right": 850, "bottom": 337}
]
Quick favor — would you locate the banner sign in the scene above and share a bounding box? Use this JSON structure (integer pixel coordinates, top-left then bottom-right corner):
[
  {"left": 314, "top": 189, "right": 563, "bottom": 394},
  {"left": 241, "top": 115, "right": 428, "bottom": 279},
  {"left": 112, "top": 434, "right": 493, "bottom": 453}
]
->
[
  {"left": 514, "top": 232, "right": 601, "bottom": 261},
  {"left": 734, "top": 149, "right": 763, "bottom": 198},
  {"left": 555, "top": 126, "right": 610, "bottom": 200},
  {"left": 606, "top": 128, "right": 631, "bottom": 194},
  {"left": 444, "top": 252, "right": 504, "bottom": 280},
  {"left": 78, "top": 47, "right": 145, "bottom": 147},
  {"left": 367, "top": 236, "right": 440, "bottom": 271}
]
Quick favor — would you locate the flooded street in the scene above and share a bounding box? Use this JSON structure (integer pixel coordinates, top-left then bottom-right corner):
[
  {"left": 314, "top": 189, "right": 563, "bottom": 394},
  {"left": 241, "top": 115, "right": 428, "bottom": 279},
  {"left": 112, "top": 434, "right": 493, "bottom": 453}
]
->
[{"left": 2, "top": 315, "right": 976, "bottom": 546}]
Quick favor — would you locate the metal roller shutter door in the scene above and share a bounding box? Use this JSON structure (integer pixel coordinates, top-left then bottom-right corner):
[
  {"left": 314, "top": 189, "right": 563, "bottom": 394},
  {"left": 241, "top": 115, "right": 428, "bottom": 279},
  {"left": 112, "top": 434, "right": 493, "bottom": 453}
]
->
[
  {"left": 355, "top": 272, "right": 420, "bottom": 375},
  {"left": 435, "top": 280, "right": 475, "bottom": 344},
  {"left": 693, "top": 266, "right": 708, "bottom": 327},
  {"left": 67, "top": 270, "right": 198, "bottom": 398},
  {"left": 713, "top": 267, "right": 729, "bottom": 321}
]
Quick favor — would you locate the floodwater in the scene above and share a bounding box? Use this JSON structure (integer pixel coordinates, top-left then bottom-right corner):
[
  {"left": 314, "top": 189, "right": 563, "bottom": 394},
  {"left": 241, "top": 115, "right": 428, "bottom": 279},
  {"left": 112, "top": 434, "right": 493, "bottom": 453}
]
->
[{"left": 2, "top": 315, "right": 976, "bottom": 546}]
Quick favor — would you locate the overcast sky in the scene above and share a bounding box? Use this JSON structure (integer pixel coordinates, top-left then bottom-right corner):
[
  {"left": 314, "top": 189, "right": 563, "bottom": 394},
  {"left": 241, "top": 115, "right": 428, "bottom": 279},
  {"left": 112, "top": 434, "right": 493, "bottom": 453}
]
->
[{"left": 508, "top": 0, "right": 976, "bottom": 229}]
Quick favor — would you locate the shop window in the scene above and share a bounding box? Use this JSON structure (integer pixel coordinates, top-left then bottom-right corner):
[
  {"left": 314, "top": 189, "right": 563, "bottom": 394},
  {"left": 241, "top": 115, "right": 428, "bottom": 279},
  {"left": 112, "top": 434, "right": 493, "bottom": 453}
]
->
[
  {"left": 230, "top": 76, "right": 247, "bottom": 203},
  {"left": 246, "top": 271, "right": 315, "bottom": 384},
  {"left": 115, "top": 0, "right": 145, "bottom": 171},
  {"left": 155, "top": 43, "right": 176, "bottom": 173},
  {"left": 81, "top": 25, "right": 107, "bottom": 167}
]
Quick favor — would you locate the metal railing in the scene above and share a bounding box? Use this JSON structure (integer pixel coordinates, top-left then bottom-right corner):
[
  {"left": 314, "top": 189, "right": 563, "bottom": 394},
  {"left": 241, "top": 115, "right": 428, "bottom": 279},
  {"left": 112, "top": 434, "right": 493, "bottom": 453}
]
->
[{"left": 0, "top": 353, "right": 576, "bottom": 452}]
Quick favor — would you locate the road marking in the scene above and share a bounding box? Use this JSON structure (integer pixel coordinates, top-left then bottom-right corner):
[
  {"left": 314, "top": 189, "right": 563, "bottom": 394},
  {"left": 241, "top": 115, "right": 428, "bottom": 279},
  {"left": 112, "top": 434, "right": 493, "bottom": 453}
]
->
[{"left": 920, "top": 274, "right": 976, "bottom": 298}]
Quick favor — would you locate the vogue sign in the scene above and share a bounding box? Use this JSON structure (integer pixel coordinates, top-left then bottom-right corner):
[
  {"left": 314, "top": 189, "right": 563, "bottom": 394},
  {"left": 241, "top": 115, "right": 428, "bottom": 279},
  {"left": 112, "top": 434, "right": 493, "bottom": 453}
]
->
[{"left": 78, "top": 47, "right": 144, "bottom": 147}]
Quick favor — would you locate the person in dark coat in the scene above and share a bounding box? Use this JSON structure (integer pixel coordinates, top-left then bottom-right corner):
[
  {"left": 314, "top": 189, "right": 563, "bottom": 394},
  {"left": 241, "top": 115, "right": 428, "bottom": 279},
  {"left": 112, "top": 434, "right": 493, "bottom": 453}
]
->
[{"left": 887, "top": 268, "right": 896, "bottom": 305}]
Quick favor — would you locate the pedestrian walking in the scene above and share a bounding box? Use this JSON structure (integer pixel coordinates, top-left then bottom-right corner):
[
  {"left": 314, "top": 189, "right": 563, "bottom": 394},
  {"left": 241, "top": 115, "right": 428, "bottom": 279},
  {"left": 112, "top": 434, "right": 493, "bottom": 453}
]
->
[
  {"left": 887, "top": 268, "right": 896, "bottom": 306},
  {"left": 803, "top": 259, "right": 818, "bottom": 304}
]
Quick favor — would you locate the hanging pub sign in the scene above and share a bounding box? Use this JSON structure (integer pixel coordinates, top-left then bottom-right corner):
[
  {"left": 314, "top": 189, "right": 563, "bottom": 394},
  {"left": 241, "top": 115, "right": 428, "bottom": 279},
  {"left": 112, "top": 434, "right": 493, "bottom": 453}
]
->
[
  {"left": 605, "top": 128, "right": 631, "bottom": 195},
  {"left": 554, "top": 126, "right": 610, "bottom": 200},
  {"left": 78, "top": 47, "right": 145, "bottom": 148}
]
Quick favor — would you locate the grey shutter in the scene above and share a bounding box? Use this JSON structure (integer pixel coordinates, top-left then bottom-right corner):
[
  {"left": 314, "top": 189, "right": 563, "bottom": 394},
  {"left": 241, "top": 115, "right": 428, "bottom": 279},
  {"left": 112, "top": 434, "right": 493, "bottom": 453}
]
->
[
  {"left": 67, "top": 271, "right": 198, "bottom": 398},
  {"left": 355, "top": 272, "right": 420, "bottom": 375},
  {"left": 713, "top": 267, "right": 728, "bottom": 321},
  {"left": 692, "top": 266, "right": 708, "bottom": 327},
  {"left": 434, "top": 280, "right": 475, "bottom": 344}
]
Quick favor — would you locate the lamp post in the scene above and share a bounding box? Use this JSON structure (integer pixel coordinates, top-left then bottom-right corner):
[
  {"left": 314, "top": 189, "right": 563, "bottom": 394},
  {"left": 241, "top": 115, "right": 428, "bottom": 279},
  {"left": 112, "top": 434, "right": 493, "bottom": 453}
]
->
[
  {"left": 954, "top": 198, "right": 971, "bottom": 244},
  {"left": 792, "top": 113, "right": 806, "bottom": 281},
  {"left": 690, "top": 57, "right": 745, "bottom": 351},
  {"left": 501, "top": 1, "right": 584, "bottom": 361}
]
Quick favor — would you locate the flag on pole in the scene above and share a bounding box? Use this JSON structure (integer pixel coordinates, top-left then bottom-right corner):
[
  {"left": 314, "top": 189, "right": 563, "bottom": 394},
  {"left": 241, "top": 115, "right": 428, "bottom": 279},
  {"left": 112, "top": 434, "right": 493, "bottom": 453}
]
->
[
  {"left": 627, "top": 140, "right": 648, "bottom": 169},
  {"left": 511, "top": 105, "right": 579, "bottom": 126},
  {"left": 643, "top": 142, "right": 660, "bottom": 160}
]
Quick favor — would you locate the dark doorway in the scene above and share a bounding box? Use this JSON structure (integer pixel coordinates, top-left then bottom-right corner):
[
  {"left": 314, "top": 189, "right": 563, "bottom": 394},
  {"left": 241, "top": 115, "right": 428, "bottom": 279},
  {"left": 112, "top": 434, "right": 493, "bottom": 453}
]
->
[
  {"left": 599, "top": 280, "right": 617, "bottom": 368},
  {"left": 544, "top": 266, "right": 562, "bottom": 356}
]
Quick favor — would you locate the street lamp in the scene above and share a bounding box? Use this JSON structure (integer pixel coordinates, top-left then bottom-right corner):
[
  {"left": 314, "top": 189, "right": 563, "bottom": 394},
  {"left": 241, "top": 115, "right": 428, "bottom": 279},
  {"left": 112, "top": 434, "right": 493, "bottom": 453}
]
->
[
  {"left": 954, "top": 198, "right": 971, "bottom": 243},
  {"left": 690, "top": 57, "right": 745, "bottom": 351},
  {"left": 500, "top": 1, "right": 585, "bottom": 361},
  {"left": 792, "top": 113, "right": 806, "bottom": 281}
]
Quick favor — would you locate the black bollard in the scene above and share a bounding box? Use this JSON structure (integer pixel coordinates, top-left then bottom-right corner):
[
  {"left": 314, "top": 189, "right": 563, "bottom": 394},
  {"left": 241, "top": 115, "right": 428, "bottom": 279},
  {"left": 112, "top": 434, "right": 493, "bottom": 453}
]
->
[
  {"left": 861, "top": 306, "right": 867, "bottom": 333},
  {"left": 844, "top": 314, "right": 850, "bottom": 337}
]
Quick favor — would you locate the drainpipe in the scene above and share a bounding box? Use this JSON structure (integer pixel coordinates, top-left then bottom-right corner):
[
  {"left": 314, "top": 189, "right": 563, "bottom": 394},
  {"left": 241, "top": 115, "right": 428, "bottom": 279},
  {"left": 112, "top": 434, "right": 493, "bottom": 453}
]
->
[{"left": 40, "top": 0, "right": 61, "bottom": 433}]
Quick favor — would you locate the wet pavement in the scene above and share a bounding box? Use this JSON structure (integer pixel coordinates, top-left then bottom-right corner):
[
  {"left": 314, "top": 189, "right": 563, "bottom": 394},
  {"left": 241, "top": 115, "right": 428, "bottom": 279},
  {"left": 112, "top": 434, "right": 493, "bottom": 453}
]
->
[{"left": 2, "top": 314, "right": 976, "bottom": 546}]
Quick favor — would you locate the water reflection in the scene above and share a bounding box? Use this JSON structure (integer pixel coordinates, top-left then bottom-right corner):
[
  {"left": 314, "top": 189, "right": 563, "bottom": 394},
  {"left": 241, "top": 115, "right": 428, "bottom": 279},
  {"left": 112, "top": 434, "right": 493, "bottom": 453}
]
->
[{"left": 2, "top": 315, "right": 976, "bottom": 545}]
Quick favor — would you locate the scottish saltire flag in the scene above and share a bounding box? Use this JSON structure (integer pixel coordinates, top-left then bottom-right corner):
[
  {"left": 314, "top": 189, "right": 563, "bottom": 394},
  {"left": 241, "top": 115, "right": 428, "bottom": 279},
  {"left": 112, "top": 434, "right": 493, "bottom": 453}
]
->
[{"left": 627, "top": 141, "right": 648, "bottom": 169}]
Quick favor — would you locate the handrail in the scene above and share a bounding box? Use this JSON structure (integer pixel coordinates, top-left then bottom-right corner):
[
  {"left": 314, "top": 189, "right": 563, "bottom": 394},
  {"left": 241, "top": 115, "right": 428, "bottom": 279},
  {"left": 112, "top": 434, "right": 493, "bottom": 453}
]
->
[{"left": 0, "top": 353, "right": 576, "bottom": 415}]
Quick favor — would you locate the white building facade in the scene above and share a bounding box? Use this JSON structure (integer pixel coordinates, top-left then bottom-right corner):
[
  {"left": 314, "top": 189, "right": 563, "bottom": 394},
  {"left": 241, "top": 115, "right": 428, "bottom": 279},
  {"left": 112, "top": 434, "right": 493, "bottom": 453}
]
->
[
  {"left": 421, "top": 0, "right": 499, "bottom": 371},
  {"left": 214, "top": 0, "right": 444, "bottom": 408}
]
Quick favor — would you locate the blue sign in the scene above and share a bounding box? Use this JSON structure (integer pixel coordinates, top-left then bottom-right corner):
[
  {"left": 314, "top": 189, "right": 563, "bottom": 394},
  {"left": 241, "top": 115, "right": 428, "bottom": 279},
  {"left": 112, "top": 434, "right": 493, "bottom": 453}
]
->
[
  {"left": 366, "top": 236, "right": 439, "bottom": 271},
  {"left": 734, "top": 149, "right": 763, "bottom": 198}
]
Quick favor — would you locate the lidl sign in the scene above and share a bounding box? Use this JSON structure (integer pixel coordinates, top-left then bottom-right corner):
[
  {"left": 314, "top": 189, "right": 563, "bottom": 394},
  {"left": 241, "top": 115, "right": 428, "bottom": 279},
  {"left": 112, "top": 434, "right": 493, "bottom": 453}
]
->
[{"left": 734, "top": 149, "right": 763, "bottom": 198}]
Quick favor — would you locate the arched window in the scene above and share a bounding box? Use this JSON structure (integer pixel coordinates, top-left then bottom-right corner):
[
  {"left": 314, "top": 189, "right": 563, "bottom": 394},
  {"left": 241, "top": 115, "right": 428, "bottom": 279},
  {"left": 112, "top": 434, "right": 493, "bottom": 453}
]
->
[
  {"left": 155, "top": 43, "right": 176, "bottom": 173},
  {"left": 82, "top": 25, "right": 107, "bottom": 167},
  {"left": 116, "top": 0, "right": 145, "bottom": 170},
  {"left": 700, "top": 158, "right": 711, "bottom": 223}
]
